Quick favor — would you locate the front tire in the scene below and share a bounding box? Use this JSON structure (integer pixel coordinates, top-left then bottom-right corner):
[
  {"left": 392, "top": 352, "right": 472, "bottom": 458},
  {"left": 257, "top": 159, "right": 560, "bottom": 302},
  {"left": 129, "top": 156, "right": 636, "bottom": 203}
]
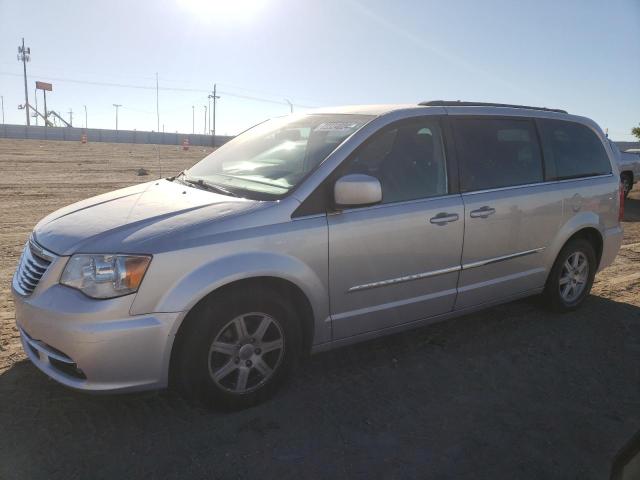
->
[
  {"left": 173, "top": 287, "right": 301, "bottom": 409},
  {"left": 543, "top": 238, "right": 597, "bottom": 312}
]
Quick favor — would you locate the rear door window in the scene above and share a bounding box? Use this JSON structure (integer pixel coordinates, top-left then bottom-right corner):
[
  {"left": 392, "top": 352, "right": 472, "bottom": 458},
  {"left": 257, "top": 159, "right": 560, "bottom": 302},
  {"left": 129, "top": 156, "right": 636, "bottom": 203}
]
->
[
  {"left": 537, "top": 119, "right": 611, "bottom": 180},
  {"left": 453, "top": 118, "right": 544, "bottom": 192}
]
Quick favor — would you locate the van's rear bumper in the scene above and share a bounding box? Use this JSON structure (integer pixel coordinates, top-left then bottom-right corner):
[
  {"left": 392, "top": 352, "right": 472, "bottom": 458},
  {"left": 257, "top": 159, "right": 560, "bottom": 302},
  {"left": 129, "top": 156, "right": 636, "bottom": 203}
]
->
[
  {"left": 599, "top": 225, "right": 624, "bottom": 272},
  {"left": 12, "top": 282, "right": 182, "bottom": 393}
]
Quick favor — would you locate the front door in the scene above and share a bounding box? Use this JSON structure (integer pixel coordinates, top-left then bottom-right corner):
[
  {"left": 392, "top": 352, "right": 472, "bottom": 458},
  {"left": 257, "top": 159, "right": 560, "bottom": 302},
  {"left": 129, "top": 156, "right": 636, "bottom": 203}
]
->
[{"left": 328, "top": 117, "right": 464, "bottom": 339}]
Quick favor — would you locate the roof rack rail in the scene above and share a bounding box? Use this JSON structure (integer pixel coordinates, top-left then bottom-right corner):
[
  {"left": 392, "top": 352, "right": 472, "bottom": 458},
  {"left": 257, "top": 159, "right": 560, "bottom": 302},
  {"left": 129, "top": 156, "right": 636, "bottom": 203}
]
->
[{"left": 419, "top": 100, "right": 567, "bottom": 114}]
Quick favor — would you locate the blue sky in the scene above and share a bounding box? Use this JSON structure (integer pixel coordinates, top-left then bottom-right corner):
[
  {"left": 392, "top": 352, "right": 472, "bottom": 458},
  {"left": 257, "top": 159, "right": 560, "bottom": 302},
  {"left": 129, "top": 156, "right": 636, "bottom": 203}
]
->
[{"left": 0, "top": 0, "right": 638, "bottom": 139}]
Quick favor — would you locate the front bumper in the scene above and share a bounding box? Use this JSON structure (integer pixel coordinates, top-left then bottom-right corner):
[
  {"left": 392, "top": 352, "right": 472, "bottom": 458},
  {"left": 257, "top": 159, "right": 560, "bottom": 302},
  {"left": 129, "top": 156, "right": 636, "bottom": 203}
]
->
[{"left": 12, "top": 280, "right": 183, "bottom": 393}]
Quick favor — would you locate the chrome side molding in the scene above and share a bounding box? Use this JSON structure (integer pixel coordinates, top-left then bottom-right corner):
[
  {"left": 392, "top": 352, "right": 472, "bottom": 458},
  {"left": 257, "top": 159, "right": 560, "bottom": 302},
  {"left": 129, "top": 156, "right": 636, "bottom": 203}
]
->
[
  {"left": 462, "top": 247, "right": 546, "bottom": 270},
  {"left": 347, "top": 265, "right": 461, "bottom": 293},
  {"left": 347, "top": 247, "right": 545, "bottom": 293}
]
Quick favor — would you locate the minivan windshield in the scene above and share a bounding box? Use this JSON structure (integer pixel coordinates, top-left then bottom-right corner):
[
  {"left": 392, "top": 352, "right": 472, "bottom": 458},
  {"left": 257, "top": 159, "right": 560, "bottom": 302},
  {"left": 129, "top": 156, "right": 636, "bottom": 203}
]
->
[{"left": 184, "top": 113, "right": 374, "bottom": 199}]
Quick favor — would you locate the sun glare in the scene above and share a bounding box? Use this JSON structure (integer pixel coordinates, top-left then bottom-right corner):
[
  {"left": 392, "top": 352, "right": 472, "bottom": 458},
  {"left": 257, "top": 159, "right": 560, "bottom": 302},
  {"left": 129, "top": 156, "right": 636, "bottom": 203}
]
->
[{"left": 177, "top": 0, "right": 268, "bottom": 22}]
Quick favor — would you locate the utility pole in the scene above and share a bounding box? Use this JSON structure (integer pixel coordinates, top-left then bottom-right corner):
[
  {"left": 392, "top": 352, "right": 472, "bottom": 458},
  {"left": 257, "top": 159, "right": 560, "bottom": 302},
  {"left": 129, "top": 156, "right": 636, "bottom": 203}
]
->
[
  {"left": 1, "top": 96, "right": 4, "bottom": 124},
  {"left": 18, "top": 38, "right": 31, "bottom": 126},
  {"left": 84, "top": 105, "right": 87, "bottom": 128},
  {"left": 211, "top": 84, "right": 220, "bottom": 144},
  {"left": 113, "top": 104, "right": 122, "bottom": 130},
  {"left": 285, "top": 98, "right": 293, "bottom": 114},
  {"left": 155, "top": 72, "right": 160, "bottom": 132},
  {"left": 192, "top": 105, "right": 195, "bottom": 134},
  {"left": 68, "top": 108, "right": 73, "bottom": 127},
  {"left": 207, "top": 95, "right": 212, "bottom": 133},
  {"left": 203, "top": 105, "right": 207, "bottom": 135}
]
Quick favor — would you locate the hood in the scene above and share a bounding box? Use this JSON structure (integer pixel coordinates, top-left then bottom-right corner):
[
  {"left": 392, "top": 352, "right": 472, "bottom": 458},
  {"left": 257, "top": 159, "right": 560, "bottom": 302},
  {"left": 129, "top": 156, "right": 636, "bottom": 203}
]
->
[{"left": 33, "top": 179, "right": 262, "bottom": 255}]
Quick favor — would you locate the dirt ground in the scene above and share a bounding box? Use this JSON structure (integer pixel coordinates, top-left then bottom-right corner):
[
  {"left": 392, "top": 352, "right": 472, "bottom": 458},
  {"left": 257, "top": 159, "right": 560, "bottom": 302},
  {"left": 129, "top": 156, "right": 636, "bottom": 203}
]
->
[{"left": 1, "top": 138, "right": 639, "bottom": 479}]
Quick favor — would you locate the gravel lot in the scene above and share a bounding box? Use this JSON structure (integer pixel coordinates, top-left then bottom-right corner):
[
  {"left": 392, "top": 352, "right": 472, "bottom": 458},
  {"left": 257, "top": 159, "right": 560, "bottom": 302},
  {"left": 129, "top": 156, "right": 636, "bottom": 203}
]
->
[{"left": 1, "top": 138, "right": 639, "bottom": 479}]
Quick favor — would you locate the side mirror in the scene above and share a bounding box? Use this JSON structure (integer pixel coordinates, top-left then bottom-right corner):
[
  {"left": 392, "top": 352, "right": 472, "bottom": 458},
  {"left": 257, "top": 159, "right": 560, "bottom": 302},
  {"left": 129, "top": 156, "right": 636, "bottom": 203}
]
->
[{"left": 334, "top": 174, "right": 382, "bottom": 208}]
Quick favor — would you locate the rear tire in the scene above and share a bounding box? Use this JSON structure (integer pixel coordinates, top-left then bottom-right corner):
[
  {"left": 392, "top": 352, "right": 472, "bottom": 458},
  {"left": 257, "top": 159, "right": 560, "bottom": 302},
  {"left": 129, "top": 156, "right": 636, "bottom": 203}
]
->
[
  {"left": 543, "top": 238, "right": 597, "bottom": 312},
  {"left": 172, "top": 286, "right": 301, "bottom": 410}
]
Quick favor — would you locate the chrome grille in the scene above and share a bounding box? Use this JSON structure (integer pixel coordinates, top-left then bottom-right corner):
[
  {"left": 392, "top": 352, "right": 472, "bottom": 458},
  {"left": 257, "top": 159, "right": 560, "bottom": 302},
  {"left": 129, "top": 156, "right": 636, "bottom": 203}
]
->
[{"left": 13, "top": 240, "right": 55, "bottom": 296}]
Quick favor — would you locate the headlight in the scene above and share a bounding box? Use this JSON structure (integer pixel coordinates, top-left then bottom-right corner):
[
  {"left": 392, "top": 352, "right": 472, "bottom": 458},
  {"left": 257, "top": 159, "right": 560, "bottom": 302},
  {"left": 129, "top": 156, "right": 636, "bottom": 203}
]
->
[{"left": 60, "top": 254, "right": 151, "bottom": 299}]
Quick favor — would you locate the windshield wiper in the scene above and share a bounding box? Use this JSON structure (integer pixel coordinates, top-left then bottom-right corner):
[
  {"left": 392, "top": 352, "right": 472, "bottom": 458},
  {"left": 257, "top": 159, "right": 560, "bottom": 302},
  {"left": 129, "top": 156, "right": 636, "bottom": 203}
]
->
[{"left": 183, "top": 177, "right": 240, "bottom": 197}]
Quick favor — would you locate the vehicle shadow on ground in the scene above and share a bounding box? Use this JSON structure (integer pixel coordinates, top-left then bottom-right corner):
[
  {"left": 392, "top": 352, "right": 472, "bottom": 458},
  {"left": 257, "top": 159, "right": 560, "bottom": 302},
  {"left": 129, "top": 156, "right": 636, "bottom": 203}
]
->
[
  {"left": 2, "top": 295, "right": 640, "bottom": 479},
  {"left": 624, "top": 196, "right": 640, "bottom": 222}
]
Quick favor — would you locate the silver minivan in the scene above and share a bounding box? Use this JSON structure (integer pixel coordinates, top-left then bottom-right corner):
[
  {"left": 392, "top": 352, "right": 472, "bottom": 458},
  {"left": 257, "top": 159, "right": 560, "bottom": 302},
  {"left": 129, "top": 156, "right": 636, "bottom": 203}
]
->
[{"left": 12, "top": 101, "right": 624, "bottom": 408}]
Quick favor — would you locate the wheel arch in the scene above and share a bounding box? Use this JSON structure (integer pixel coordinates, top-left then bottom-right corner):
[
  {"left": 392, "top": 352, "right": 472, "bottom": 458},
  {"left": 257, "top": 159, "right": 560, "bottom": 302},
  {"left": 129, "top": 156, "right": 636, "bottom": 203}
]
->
[
  {"left": 564, "top": 227, "right": 603, "bottom": 265},
  {"left": 546, "top": 218, "right": 604, "bottom": 281},
  {"left": 168, "top": 275, "right": 319, "bottom": 388}
]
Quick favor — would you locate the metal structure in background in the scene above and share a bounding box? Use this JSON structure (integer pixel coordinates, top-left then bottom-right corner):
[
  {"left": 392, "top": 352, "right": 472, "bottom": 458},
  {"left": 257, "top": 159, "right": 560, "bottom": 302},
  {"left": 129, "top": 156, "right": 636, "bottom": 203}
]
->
[
  {"left": 33, "top": 86, "right": 38, "bottom": 125},
  {"left": 285, "top": 98, "right": 293, "bottom": 113},
  {"left": 35, "top": 81, "right": 53, "bottom": 127},
  {"left": 207, "top": 94, "right": 212, "bottom": 133},
  {"left": 155, "top": 72, "right": 160, "bottom": 132},
  {"left": 84, "top": 105, "right": 87, "bottom": 128},
  {"left": 203, "top": 105, "right": 207, "bottom": 135},
  {"left": 112, "top": 104, "right": 122, "bottom": 131},
  {"left": 1, "top": 95, "right": 4, "bottom": 124},
  {"left": 192, "top": 105, "right": 195, "bottom": 134},
  {"left": 47, "top": 110, "right": 71, "bottom": 127},
  {"left": 17, "top": 38, "right": 31, "bottom": 126},
  {"left": 211, "top": 84, "right": 220, "bottom": 145}
]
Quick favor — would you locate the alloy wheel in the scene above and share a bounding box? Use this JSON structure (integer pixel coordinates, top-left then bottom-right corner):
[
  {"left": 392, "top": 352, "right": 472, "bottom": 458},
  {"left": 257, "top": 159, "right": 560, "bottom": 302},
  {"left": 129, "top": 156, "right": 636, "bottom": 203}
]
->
[
  {"left": 208, "top": 312, "right": 285, "bottom": 394},
  {"left": 559, "top": 251, "right": 589, "bottom": 303}
]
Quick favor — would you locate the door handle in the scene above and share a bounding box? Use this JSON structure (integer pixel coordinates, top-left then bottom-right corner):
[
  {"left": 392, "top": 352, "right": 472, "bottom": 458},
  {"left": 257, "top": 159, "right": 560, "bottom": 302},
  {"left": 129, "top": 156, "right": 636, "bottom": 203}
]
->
[
  {"left": 429, "top": 212, "right": 459, "bottom": 225},
  {"left": 469, "top": 206, "right": 496, "bottom": 218}
]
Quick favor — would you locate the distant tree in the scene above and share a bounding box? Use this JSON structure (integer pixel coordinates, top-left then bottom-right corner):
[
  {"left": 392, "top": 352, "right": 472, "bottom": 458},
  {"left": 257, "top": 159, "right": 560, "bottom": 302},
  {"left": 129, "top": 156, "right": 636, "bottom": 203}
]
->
[{"left": 633, "top": 124, "right": 640, "bottom": 140}]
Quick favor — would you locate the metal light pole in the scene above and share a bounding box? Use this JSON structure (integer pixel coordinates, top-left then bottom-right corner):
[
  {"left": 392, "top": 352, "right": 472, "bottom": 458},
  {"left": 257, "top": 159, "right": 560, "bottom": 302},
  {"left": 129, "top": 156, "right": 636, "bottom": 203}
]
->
[
  {"left": 285, "top": 98, "right": 293, "bottom": 114},
  {"left": 192, "top": 105, "right": 195, "bottom": 134},
  {"left": 68, "top": 108, "right": 73, "bottom": 127},
  {"left": 18, "top": 38, "right": 31, "bottom": 126},
  {"left": 155, "top": 72, "right": 160, "bottom": 132},
  {"left": 1, "top": 95, "right": 4, "bottom": 124},
  {"left": 211, "top": 84, "right": 220, "bottom": 145},
  {"left": 84, "top": 105, "right": 87, "bottom": 128},
  {"left": 113, "top": 104, "right": 122, "bottom": 130},
  {"left": 207, "top": 95, "right": 212, "bottom": 133},
  {"left": 203, "top": 105, "right": 207, "bottom": 135}
]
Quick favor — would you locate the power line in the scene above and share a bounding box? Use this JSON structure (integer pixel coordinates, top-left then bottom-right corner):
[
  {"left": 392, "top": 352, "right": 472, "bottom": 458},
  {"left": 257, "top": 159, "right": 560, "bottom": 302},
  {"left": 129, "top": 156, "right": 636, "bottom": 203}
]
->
[
  {"left": 216, "top": 81, "right": 320, "bottom": 107},
  {"left": 0, "top": 62, "right": 321, "bottom": 105},
  {"left": 0, "top": 71, "right": 317, "bottom": 108},
  {"left": 121, "top": 105, "right": 155, "bottom": 115}
]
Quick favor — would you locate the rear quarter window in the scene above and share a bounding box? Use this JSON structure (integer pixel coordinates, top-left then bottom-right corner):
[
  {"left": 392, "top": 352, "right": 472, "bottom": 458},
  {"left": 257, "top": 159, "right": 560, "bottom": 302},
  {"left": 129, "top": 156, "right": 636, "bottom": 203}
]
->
[{"left": 537, "top": 119, "right": 611, "bottom": 180}]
